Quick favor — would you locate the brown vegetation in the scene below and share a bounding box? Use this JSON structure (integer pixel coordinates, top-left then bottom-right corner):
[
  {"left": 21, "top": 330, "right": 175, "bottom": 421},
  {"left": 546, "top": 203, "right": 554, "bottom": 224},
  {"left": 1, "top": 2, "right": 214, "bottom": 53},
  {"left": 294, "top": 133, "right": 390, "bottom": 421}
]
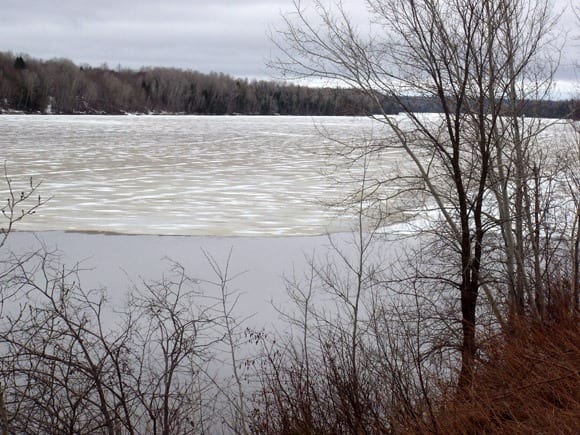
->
[
  {"left": 248, "top": 277, "right": 579, "bottom": 434},
  {"left": 425, "top": 312, "right": 579, "bottom": 434}
]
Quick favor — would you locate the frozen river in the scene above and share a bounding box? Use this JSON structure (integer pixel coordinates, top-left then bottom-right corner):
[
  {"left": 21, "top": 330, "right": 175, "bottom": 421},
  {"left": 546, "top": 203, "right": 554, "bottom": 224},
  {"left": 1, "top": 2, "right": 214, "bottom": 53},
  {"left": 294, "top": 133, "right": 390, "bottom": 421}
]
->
[
  {"left": 1, "top": 114, "right": 394, "bottom": 236},
  {"left": 1, "top": 114, "right": 405, "bottom": 337},
  {"left": 4, "top": 113, "right": 572, "bottom": 296}
]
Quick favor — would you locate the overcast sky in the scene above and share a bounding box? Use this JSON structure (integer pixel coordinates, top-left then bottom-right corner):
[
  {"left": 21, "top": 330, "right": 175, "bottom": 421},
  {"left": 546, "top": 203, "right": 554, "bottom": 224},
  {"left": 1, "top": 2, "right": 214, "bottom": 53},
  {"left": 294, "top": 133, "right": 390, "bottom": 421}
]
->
[
  {"left": 0, "top": 0, "right": 577, "bottom": 91},
  {"left": 0, "top": 0, "right": 298, "bottom": 79}
]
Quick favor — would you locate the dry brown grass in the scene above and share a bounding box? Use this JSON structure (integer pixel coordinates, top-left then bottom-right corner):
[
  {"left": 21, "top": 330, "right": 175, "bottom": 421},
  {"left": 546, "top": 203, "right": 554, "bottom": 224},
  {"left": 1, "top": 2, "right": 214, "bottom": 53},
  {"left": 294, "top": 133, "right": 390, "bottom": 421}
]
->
[{"left": 418, "top": 312, "right": 580, "bottom": 434}]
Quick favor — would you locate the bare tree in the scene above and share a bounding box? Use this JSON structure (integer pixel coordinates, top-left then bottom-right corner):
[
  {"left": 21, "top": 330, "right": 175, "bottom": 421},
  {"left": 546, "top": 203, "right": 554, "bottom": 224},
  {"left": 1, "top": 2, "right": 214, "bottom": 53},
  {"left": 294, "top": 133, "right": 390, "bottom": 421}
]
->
[
  {"left": 272, "top": 0, "right": 569, "bottom": 386},
  {"left": 0, "top": 162, "right": 46, "bottom": 250},
  {"left": 199, "top": 250, "right": 253, "bottom": 435},
  {"left": 0, "top": 248, "right": 238, "bottom": 434},
  {"left": 0, "top": 164, "right": 48, "bottom": 435},
  {"left": 249, "top": 154, "right": 454, "bottom": 433}
]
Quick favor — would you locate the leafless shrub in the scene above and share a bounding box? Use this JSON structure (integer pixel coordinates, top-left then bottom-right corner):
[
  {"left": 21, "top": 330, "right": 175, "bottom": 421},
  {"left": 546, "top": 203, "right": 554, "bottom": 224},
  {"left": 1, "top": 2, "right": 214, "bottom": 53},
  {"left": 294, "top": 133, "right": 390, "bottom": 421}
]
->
[{"left": 0, "top": 252, "right": 221, "bottom": 434}]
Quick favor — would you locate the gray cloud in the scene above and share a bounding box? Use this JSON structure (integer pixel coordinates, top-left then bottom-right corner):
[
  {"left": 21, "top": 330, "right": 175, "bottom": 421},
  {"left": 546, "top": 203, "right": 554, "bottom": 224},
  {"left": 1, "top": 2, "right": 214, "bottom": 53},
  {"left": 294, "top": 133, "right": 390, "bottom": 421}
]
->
[
  {"left": 0, "top": 0, "right": 291, "bottom": 77},
  {"left": 0, "top": 0, "right": 577, "bottom": 86}
]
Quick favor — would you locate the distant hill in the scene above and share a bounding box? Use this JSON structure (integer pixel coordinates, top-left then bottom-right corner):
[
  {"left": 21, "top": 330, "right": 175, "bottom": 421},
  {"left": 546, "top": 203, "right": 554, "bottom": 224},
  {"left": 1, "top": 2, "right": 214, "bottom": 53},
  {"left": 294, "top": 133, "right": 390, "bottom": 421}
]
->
[{"left": 0, "top": 52, "right": 577, "bottom": 118}]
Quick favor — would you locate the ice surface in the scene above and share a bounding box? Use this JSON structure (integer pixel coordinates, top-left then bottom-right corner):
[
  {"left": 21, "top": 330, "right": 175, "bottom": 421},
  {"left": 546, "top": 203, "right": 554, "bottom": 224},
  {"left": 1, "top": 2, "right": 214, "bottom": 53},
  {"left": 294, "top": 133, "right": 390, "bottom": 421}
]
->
[
  {"left": 2, "top": 114, "right": 572, "bottom": 237},
  {"left": 0, "top": 115, "right": 400, "bottom": 236}
]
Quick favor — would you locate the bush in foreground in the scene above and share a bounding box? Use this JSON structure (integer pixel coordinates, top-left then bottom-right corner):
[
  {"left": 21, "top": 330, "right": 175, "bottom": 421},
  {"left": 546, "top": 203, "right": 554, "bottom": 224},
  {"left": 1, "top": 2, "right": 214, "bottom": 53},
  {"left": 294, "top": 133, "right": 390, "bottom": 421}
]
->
[{"left": 421, "top": 311, "right": 579, "bottom": 434}]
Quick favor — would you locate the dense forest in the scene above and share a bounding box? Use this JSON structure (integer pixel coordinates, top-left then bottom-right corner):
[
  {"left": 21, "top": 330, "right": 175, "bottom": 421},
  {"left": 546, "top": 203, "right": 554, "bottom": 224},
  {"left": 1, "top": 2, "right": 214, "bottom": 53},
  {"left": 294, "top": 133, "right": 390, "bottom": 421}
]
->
[
  {"left": 0, "top": 52, "right": 382, "bottom": 115},
  {"left": 1, "top": 52, "right": 577, "bottom": 118}
]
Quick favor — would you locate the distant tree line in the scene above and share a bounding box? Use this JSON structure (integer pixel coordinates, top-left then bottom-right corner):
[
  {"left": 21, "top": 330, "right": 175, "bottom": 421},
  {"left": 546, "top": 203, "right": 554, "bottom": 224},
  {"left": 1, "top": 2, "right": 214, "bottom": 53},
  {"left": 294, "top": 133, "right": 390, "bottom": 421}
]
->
[
  {"left": 0, "top": 52, "right": 381, "bottom": 115},
  {"left": 0, "top": 51, "right": 577, "bottom": 118}
]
